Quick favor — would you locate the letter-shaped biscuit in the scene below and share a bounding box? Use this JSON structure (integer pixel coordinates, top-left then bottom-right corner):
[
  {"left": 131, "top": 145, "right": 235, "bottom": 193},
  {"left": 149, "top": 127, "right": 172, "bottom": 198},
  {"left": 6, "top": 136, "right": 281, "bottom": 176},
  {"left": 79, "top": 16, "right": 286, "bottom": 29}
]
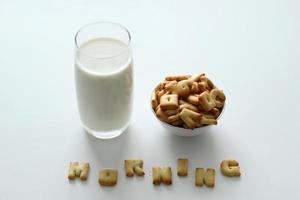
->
[
  {"left": 155, "top": 81, "right": 166, "bottom": 92},
  {"left": 189, "top": 73, "right": 205, "bottom": 82},
  {"left": 198, "top": 82, "right": 207, "bottom": 93},
  {"left": 98, "top": 169, "right": 118, "bottom": 186},
  {"left": 171, "top": 119, "right": 184, "bottom": 126},
  {"left": 210, "top": 89, "right": 226, "bottom": 108},
  {"left": 179, "top": 108, "right": 202, "bottom": 129},
  {"left": 195, "top": 168, "right": 205, "bottom": 186},
  {"left": 199, "top": 110, "right": 219, "bottom": 119},
  {"left": 125, "top": 159, "right": 145, "bottom": 177},
  {"left": 155, "top": 106, "right": 170, "bottom": 123},
  {"left": 164, "top": 109, "right": 179, "bottom": 116},
  {"left": 152, "top": 167, "right": 172, "bottom": 185},
  {"left": 187, "top": 95, "right": 200, "bottom": 105},
  {"left": 174, "top": 80, "right": 193, "bottom": 96},
  {"left": 199, "top": 76, "right": 214, "bottom": 90},
  {"left": 165, "top": 80, "right": 195, "bottom": 96},
  {"left": 195, "top": 168, "right": 215, "bottom": 187},
  {"left": 179, "top": 100, "right": 198, "bottom": 112},
  {"left": 201, "top": 115, "right": 217, "bottom": 125},
  {"left": 68, "top": 162, "right": 90, "bottom": 180},
  {"left": 164, "top": 80, "right": 177, "bottom": 91},
  {"left": 177, "top": 159, "right": 188, "bottom": 176},
  {"left": 165, "top": 75, "right": 191, "bottom": 81},
  {"left": 220, "top": 160, "right": 241, "bottom": 177},
  {"left": 204, "top": 168, "right": 215, "bottom": 187},
  {"left": 156, "top": 90, "right": 167, "bottom": 103},
  {"left": 168, "top": 113, "right": 180, "bottom": 123},
  {"left": 151, "top": 91, "right": 158, "bottom": 109},
  {"left": 198, "top": 91, "right": 216, "bottom": 111},
  {"left": 160, "top": 94, "right": 179, "bottom": 110},
  {"left": 190, "top": 82, "right": 199, "bottom": 93},
  {"left": 210, "top": 108, "right": 220, "bottom": 118}
]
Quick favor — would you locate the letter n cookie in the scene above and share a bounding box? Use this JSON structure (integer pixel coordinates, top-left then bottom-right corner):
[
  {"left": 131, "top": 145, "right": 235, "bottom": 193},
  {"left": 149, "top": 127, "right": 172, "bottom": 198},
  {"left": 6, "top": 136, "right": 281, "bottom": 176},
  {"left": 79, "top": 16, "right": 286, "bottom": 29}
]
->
[
  {"left": 152, "top": 167, "right": 172, "bottom": 185},
  {"left": 195, "top": 168, "right": 215, "bottom": 187}
]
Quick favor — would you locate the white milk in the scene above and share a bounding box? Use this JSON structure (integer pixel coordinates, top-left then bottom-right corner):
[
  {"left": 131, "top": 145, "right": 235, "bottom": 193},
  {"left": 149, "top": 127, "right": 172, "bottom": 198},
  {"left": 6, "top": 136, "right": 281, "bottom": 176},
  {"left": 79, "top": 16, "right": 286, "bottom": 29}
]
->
[{"left": 75, "top": 37, "right": 133, "bottom": 136}]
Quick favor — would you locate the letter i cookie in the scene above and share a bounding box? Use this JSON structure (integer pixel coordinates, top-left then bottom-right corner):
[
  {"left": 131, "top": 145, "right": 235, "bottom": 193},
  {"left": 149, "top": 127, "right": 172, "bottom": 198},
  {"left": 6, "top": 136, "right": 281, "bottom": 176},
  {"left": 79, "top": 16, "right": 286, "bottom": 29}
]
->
[{"left": 177, "top": 158, "right": 188, "bottom": 176}]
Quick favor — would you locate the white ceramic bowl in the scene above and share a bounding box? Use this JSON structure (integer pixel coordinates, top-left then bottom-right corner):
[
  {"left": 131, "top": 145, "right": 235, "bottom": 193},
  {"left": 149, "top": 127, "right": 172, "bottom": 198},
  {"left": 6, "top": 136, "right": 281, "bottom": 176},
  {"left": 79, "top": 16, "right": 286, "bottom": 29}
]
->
[{"left": 151, "top": 101, "right": 225, "bottom": 137}]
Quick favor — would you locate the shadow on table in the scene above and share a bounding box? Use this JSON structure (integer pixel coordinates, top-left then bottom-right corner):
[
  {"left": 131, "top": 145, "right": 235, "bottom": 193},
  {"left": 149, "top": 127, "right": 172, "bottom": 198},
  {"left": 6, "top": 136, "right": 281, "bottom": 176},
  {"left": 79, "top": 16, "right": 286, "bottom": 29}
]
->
[
  {"left": 164, "top": 127, "right": 223, "bottom": 163},
  {"left": 68, "top": 178, "right": 89, "bottom": 186},
  {"left": 85, "top": 126, "right": 131, "bottom": 165}
]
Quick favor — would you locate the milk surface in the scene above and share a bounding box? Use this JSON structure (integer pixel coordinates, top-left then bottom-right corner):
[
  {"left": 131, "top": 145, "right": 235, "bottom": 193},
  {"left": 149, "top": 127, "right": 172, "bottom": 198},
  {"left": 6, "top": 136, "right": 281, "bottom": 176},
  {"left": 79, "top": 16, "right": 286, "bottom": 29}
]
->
[{"left": 75, "top": 37, "right": 133, "bottom": 133}]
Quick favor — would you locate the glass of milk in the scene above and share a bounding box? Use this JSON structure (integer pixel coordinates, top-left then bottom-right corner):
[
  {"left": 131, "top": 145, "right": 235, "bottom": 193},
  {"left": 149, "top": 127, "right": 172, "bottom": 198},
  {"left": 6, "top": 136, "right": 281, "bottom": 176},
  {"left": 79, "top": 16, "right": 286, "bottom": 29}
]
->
[{"left": 74, "top": 22, "right": 133, "bottom": 139}]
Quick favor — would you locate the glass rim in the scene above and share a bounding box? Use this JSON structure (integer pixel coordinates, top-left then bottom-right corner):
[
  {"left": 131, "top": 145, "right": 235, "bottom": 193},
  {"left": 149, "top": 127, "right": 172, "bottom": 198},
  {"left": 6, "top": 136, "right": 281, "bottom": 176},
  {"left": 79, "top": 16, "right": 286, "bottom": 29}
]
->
[{"left": 74, "top": 21, "right": 131, "bottom": 60}]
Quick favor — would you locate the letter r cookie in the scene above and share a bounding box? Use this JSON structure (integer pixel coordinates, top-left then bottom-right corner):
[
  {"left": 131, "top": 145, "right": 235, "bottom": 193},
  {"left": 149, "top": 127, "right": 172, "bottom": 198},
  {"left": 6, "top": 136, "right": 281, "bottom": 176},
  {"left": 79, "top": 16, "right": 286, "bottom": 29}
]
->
[{"left": 125, "top": 159, "right": 145, "bottom": 177}]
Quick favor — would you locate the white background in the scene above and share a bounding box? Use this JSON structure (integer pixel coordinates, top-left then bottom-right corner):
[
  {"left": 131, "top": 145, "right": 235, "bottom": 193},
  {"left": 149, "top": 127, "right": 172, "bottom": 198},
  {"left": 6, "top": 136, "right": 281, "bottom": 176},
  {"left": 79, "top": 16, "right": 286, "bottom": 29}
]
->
[{"left": 1, "top": 0, "right": 300, "bottom": 199}]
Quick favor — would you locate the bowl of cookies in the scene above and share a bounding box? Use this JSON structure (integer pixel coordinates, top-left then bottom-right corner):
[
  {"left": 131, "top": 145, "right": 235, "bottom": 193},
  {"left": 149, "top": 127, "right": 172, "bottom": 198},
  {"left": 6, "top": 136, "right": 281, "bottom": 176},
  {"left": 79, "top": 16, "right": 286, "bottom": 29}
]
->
[{"left": 151, "top": 73, "right": 226, "bottom": 136}]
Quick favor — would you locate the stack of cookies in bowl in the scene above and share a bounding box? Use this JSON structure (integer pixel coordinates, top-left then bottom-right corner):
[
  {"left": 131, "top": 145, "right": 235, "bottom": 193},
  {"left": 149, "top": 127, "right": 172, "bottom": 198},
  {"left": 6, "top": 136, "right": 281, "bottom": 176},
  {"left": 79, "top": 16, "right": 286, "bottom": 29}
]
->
[{"left": 151, "top": 73, "right": 226, "bottom": 132}]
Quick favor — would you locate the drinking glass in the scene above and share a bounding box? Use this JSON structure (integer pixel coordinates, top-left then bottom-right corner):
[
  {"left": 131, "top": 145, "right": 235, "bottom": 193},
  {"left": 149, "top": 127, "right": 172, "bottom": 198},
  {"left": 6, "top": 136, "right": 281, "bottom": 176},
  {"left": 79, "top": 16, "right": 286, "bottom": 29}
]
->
[{"left": 74, "top": 22, "right": 133, "bottom": 139}]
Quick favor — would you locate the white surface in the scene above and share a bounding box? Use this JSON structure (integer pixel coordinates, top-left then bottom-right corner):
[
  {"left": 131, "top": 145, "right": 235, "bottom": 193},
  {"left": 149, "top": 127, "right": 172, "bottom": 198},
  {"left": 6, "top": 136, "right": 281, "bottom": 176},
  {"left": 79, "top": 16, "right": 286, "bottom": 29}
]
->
[{"left": 0, "top": 0, "right": 300, "bottom": 199}]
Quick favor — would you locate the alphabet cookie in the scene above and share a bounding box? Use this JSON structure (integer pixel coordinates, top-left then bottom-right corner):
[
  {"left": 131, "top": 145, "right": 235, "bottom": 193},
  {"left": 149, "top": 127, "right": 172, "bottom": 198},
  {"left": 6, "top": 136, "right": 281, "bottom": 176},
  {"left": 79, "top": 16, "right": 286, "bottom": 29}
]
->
[
  {"left": 174, "top": 80, "right": 193, "bottom": 96},
  {"left": 189, "top": 73, "right": 205, "bottom": 82},
  {"left": 98, "top": 169, "right": 118, "bottom": 186},
  {"left": 210, "top": 108, "right": 220, "bottom": 118},
  {"left": 199, "top": 76, "right": 214, "bottom": 91},
  {"left": 151, "top": 91, "right": 158, "bottom": 109},
  {"left": 168, "top": 113, "right": 180, "bottom": 123},
  {"left": 152, "top": 167, "right": 172, "bottom": 185},
  {"left": 198, "top": 91, "right": 216, "bottom": 111},
  {"left": 165, "top": 75, "right": 191, "bottom": 81},
  {"left": 68, "top": 162, "right": 90, "bottom": 180},
  {"left": 160, "top": 94, "right": 179, "bottom": 110},
  {"left": 179, "top": 100, "right": 198, "bottom": 112},
  {"left": 195, "top": 168, "right": 215, "bottom": 187},
  {"left": 164, "top": 108, "right": 179, "bottom": 116},
  {"left": 155, "top": 106, "right": 170, "bottom": 123},
  {"left": 156, "top": 90, "right": 167, "bottom": 103},
  {"left": 165, "top": 80, "right": 196, "bottom": 96},
  {"left": 204, "top": 168, "right": 215, "bottom": 187},
  {"left": 220, "top": 160, "right": 241, "bottom": 177},
  {"left": 179, "top": 108, "right": 202, "bottom": 129},
  {"left": 187, "top": 94, "right": 200, "bottom": 105},
  {"left": 177, "top": 159, "right": 188, "bottom": 176},
  {"left": 201, "top": 115, "right": 217, "bottom": 125},
  {"left": 125, "top": 159, "right": 145, "bottom": 177},
  {"left": 210, "top": 89, "right": 226, "bottom": 108}
]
